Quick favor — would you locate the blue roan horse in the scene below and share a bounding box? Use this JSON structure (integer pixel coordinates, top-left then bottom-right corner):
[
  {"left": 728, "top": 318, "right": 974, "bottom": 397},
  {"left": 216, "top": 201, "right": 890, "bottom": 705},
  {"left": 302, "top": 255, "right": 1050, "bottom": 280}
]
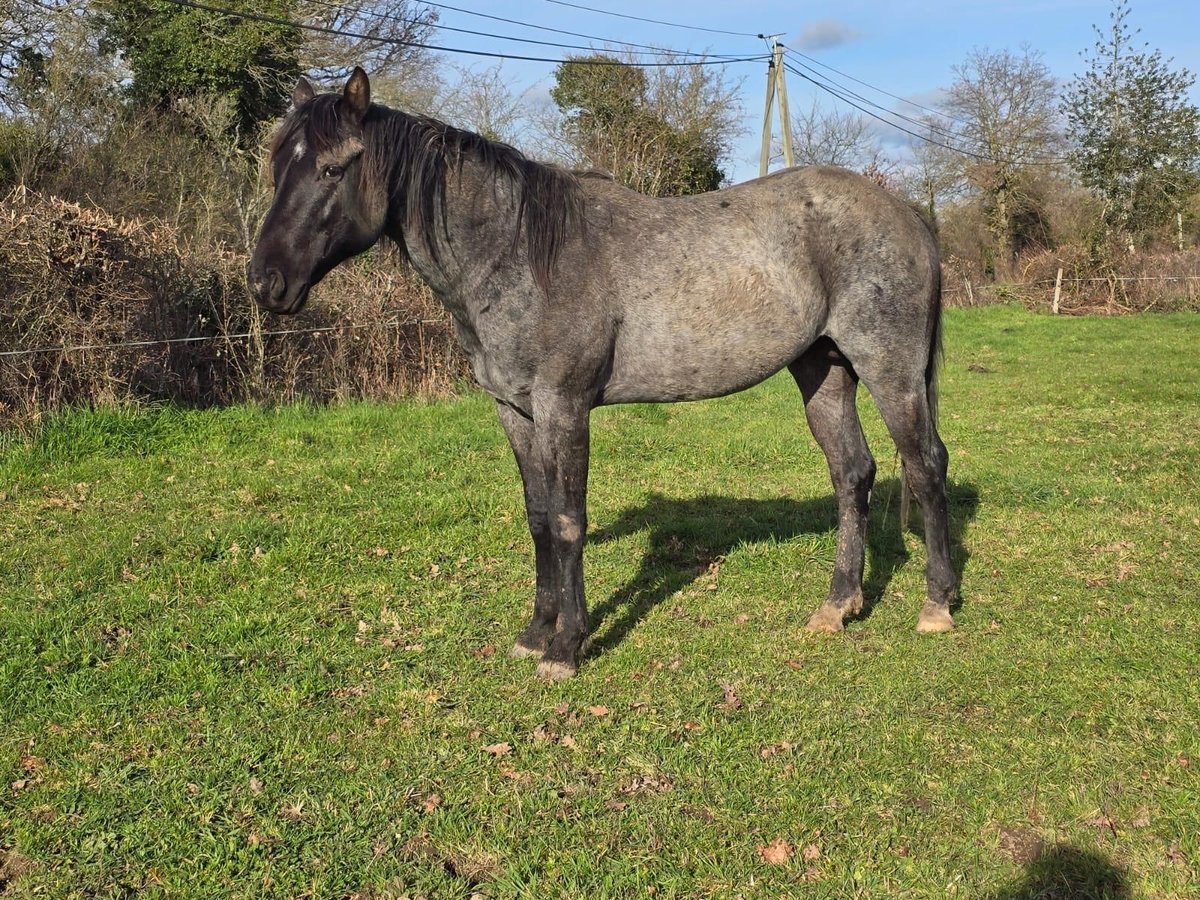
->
[{"left": 248, "top": 69, "right": 958, "bottom": 680}]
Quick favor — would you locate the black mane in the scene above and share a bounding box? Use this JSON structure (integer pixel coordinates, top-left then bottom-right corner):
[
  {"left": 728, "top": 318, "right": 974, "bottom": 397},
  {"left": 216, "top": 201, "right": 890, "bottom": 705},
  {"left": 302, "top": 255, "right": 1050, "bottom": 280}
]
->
[{"left": 273, "top": 95, "right": 584, "bottom": 294}]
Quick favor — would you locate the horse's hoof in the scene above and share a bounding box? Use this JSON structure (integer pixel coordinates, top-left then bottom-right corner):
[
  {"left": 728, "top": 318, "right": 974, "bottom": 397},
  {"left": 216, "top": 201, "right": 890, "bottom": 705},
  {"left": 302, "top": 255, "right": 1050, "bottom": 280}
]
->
[
  {"left": 805, "top": 603, "right": 846, "bottom": 633},
  {"left": 536, "top": 659, "right": 577, "bottom": 681},
  {"left": 916, "top": 603, "right": 955, "bottom": 634},
  {"left": 509, "top": 641, "right": 544, "bottom": 660}
]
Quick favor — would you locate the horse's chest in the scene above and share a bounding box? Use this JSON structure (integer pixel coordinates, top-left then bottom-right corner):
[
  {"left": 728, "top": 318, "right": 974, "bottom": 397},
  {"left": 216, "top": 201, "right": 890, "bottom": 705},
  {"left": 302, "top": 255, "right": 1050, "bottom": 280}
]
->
[{"left": 451, "top": 314, "right": 532, "bottom": 406}]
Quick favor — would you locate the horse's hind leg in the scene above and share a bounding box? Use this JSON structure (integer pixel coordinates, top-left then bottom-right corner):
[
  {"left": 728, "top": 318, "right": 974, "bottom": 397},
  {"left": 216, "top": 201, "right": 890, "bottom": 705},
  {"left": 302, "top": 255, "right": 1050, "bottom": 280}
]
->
[
  {"left": 496, "top": 401, "right": 559, "bottom": 658},
  {"left": 789, "top": 343, "right": 876, "bottom": 633},
  {"left": 852, "top": 366, "right": 957, "bottom": 633}
]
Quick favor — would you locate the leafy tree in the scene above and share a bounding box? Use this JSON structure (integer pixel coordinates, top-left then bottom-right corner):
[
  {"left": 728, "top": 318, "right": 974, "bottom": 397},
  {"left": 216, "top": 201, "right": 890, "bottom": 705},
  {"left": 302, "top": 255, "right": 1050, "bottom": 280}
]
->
[
  {"left": 941, "top": 47, "right": 1060, "bottom": 265},
  {"left": 551, "top": 53, "right": 738, "bottom": 196},
  {"left": 1062, "top": 0, "right": 1200, "bottom": 247},
  {"left": 95, "top": 0, "right": 303, "bottom": 137}
]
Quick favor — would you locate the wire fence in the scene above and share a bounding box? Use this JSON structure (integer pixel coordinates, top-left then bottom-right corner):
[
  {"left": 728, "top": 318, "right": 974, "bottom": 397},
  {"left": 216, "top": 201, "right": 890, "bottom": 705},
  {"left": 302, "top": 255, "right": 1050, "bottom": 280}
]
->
[{"left": 0, "top": 320, "right": 445, "bottom": 360}]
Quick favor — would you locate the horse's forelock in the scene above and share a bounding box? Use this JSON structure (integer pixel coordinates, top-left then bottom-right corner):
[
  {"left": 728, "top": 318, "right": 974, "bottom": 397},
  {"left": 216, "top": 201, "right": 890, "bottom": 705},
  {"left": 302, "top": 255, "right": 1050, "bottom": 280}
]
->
[{"left": 270, "top": 95, "right": 353, "bottom": 166}]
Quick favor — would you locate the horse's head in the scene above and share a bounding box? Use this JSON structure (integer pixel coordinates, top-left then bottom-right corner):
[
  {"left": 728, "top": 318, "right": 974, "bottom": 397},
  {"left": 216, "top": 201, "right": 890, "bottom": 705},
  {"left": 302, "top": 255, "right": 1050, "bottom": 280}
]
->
[{"left": 248, "top": 68, "right": 387, "bottom": 314}]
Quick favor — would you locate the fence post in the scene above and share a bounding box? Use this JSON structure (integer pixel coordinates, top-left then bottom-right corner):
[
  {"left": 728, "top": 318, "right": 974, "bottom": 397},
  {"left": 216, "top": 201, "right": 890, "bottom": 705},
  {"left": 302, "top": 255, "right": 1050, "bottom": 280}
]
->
[
  {"left": 964, "top": 278, "right": 974, "bottom": 306},
  {"left": 1052, "top": 267, "right": 1063, "bottom": 315}
]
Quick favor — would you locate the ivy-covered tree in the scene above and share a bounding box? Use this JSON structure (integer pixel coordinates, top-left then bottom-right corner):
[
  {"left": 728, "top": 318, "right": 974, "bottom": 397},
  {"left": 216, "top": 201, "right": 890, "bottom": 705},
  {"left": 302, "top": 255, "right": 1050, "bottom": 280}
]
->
[
  {"left": 1063, "top": 0, "right": 1200, "bottom": 247},
  {"left": 95, "top": 0, "right": 303, "bottom": 137},
  {"left": 551, "top": 53, "right": 738, "bottom": 197}
]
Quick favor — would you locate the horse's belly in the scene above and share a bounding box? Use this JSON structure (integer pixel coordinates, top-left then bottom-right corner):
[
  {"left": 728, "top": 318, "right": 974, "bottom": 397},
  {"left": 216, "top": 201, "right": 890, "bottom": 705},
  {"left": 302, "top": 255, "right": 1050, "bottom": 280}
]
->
[{"left": 599, "top": 314, "right": 811, "bottom": 404}]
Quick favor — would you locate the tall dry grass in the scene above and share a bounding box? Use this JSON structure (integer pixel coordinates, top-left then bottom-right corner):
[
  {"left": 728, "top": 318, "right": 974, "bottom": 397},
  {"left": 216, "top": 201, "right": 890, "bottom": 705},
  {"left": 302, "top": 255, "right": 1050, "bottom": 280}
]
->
[
  {"left": 942, "top": 244, "right": 1200, "bottom": 313},
  {"left": 0, "top": 188, "right": 466, "bottom": 430}
]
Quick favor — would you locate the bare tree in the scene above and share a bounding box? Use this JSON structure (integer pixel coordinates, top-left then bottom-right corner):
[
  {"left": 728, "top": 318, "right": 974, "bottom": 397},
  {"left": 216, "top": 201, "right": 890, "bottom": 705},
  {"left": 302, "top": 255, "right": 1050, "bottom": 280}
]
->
[
  {"left": 941, "top": 46, "right": 1061, "bottom": 264},
  {"left": 437, "top": 63, "right": 533, "bottom": 145},
  {"left": 1, "top": 3, "right": 122, "bottom": 185},
  {"left": 787, "top": 100, "right": 884, "bottom": 170},
  {"left": 298, "top": 0, "right": 440, "bottom": 109},
  {"left": 900, "top": 116, "right": 964, "bottom": 227},
  {"left": 1, "top": 0, "right": 78, "bottom": 112}
]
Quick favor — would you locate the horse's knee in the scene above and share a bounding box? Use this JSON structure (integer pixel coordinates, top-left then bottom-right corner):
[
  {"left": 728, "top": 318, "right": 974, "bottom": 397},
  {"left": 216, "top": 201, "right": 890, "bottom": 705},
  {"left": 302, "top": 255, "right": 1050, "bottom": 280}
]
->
[
  {"left": 550, "top": 512, "right": 585, "bottom": 549},
  {"left": 834, "top": 448, "right": 875, "bottom": 503}
]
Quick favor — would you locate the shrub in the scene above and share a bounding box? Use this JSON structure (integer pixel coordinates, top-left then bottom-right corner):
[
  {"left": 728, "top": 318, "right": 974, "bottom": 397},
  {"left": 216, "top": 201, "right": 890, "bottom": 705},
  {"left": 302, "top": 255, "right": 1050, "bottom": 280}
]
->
[{"left": 0, "top": 188, "right": 466, "bottom": 429}]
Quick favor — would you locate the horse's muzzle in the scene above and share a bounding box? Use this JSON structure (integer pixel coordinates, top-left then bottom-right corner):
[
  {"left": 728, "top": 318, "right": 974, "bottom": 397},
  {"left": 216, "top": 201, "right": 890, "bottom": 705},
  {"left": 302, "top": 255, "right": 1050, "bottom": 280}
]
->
[{"left": 248, "top": 263, "right": 307, "bottom": 314}]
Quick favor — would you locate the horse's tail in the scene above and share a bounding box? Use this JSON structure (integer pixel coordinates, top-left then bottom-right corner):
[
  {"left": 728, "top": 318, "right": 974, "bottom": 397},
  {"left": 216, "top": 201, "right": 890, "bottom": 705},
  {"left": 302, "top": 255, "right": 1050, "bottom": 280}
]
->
[{"left": 900, "top": 266, "right": 943, "bottom": 530}]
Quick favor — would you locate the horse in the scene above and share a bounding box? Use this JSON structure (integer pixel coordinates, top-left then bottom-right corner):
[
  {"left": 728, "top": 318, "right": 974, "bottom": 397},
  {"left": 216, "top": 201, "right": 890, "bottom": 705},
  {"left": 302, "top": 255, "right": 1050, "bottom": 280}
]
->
[{"left": 248, "top": 68, "right": 959, "bottom": 681}]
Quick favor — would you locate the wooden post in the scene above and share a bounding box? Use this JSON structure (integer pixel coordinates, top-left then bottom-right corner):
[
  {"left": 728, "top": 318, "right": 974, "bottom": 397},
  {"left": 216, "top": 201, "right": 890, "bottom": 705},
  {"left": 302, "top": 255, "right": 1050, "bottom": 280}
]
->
[
  {"left": 1052, "top": 267, "right": 1063, "bottom": 314},
  {"left": 1178, "top": 211, "right": 1185, "bottom": 252},
  {"left": 759, "top": 57, "right": 777, "bottom": 178},
  {"left": 774, "top": 43, "right": 794, "bottom": 168},
  {"left": 964, "top": 278, "right": 974, "bottom": 306}
]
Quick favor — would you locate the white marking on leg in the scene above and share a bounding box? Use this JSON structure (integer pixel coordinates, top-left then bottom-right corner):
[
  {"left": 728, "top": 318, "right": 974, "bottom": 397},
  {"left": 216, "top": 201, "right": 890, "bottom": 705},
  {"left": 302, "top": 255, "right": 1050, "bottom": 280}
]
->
[{"left": 556, "top": 514, "right": 581, "bottom": 543}]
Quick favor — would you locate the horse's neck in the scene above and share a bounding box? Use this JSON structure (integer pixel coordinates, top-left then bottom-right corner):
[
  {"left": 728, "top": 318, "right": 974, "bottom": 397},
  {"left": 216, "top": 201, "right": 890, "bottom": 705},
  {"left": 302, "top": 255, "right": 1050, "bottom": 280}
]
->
[{"left": 389, "top": 155, "right": 521, "bottom": 311}]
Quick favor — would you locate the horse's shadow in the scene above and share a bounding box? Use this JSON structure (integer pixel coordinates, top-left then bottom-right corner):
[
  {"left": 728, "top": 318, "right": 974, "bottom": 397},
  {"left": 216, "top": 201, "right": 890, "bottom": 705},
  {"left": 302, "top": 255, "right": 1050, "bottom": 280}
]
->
[
  {"left": 988, "top": 844, "right": 1130, "bottom": 899},
  {"left": 586, "top": 477, "right": 979, "bottom": 655}
]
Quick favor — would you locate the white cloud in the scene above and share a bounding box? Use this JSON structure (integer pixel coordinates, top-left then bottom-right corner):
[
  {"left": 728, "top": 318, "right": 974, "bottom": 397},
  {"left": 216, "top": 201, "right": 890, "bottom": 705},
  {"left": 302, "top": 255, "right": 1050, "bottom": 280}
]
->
[{"left": 792, "top": 19, "right": 863, "bottom": 51}]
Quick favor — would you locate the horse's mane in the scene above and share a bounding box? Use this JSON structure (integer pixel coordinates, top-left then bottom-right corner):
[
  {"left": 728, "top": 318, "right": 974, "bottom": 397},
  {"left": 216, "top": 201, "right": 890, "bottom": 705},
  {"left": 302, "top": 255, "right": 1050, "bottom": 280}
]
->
[{"left": 272, "top": 94, "right": 583, "bottom": 294}]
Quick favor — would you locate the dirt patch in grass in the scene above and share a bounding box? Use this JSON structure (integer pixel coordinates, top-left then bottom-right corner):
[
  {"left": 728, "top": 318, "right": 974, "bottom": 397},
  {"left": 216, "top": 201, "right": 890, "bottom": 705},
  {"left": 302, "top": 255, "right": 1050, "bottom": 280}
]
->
[
  {"left": 997, "top": 825, "right": 1046, "bottom": 865},
  {"left": 0, "top": 848, "right": 34, "bottom": 893}
]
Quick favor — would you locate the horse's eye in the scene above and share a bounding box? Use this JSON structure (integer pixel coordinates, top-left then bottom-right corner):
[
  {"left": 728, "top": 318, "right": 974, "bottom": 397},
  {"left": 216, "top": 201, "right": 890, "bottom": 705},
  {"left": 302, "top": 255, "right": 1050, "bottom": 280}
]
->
[{"left": 323, "top": 164, "right": 344, "bottom": 180}]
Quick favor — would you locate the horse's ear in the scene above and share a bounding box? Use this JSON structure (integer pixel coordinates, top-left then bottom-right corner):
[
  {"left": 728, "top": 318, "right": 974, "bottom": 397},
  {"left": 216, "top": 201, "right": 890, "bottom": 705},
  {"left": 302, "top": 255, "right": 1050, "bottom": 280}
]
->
[
  {"left": 292, "top": 77, "right": 315, "bottom": 109},
  {"left": 343, "top": 66, "right": 371, "bottom": 124}
]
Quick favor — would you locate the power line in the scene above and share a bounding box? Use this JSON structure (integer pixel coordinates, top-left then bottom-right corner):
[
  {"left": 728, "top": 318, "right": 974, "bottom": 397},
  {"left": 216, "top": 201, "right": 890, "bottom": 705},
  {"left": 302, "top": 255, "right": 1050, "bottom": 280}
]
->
[
  {"left": 783, "top": 52, "right": 971, "bottom": 146},
  {"left": 304, "top": 0, "right": 750, "bottom": 60},
  {"left": 782, "top": 61, "right": 1067, "bottom": 168},
  {"left": 782, "top": 44, "right": 971, "bottom": 128},
  {"left": 411, "top": 0, "right": 754, "bottom": 59},
  {"left": 542, "top": 0, "right": 762, "bottom": 38},
  {"left": 782, "top": 61, "right": 990, "bottom": 161},
  {"left": 157, "top": 0, "right": 765, "bottom": 67}
]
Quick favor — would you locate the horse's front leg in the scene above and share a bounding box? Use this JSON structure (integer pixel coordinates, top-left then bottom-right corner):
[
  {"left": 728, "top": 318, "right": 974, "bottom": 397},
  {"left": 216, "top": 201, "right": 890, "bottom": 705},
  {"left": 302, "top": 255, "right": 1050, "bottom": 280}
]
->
[
  {"left": 531, "top": 393, "right": 591, "bottom": 681},
  {"left": 496, "top": 401, "right": 559, "bottom": 659}
]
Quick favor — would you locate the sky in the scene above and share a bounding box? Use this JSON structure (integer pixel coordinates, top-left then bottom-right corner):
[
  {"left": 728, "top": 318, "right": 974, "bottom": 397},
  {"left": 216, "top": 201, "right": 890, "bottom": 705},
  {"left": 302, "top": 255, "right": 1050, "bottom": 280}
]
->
[{"left": 419, "top": 0, "right": 1200, "bottom": 183}]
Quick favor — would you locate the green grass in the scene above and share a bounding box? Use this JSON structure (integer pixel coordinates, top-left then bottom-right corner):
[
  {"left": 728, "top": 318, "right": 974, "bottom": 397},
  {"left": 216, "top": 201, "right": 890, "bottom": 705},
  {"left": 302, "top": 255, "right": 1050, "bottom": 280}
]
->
[{"left": 1, "top": 305, "right": 1198, "bottom": 897}]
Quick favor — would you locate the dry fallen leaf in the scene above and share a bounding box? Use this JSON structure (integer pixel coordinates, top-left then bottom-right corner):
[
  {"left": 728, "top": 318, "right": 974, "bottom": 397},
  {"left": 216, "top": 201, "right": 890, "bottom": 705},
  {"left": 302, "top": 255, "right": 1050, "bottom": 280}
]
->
[
  {"left": 484, "top": 742, "right": 512, "bottom": 757},
  {"left": 559, "top": 735, "right": 578, "bottom": 750},
  {"left": 249, "top": 777, "right": 264, "bottom": 795},
  {"left": 802, "top": 844, "right": 821, "bottom": 861},
  {"left": 588, "top": 705, "right": 610, "bottom": 717},
  {"left": 553, "top": 702, "right": 570, "bottom": 716},
  {"left": 718, "top": 682, "right": 744, "bottom": 710},
  {"left": 473, "top": 644, "right": 496, "bottom": 659},
  {"left": 423, "top": 793, "right": 442, "bottom": 813},
  {"left": 758, "top": 837, "right": 793, "bottom": 865}
]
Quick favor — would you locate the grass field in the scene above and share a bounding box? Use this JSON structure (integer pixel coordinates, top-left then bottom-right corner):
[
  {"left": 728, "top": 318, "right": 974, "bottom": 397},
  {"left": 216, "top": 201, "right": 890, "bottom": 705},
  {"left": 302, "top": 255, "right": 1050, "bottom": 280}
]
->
[{"left": 1, "top": 304, "right": 1198, "bottom": 897}]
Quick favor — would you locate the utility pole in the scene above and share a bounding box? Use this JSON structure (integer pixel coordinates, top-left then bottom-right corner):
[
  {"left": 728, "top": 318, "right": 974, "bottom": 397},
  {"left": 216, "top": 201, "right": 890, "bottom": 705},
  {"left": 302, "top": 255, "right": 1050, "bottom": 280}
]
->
[{"left": 759, "top": 39, "right": 794, "bottom": 177}]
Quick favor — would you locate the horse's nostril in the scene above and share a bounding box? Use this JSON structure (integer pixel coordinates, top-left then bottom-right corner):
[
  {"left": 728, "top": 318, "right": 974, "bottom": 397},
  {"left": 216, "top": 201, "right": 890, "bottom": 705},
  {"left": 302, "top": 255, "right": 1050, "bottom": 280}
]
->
[{"left": 266, "top": 269, "right": 286, "bottom": 303}]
